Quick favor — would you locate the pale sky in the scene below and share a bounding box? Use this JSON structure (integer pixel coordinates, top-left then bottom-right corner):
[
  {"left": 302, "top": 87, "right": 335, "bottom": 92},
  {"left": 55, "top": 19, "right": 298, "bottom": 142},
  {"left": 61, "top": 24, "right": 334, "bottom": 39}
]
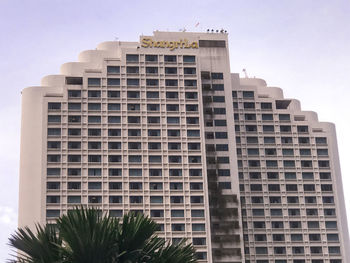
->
[{"left": 0, "top": 0, "right": 349, "bottom": 260}]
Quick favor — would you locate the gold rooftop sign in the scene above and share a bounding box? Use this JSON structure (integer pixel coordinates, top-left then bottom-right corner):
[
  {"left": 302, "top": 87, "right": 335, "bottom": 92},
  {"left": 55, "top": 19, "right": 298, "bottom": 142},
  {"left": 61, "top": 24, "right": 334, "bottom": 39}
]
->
[{"left": 141, "top": 37, "right": 199, "bottom": 51}]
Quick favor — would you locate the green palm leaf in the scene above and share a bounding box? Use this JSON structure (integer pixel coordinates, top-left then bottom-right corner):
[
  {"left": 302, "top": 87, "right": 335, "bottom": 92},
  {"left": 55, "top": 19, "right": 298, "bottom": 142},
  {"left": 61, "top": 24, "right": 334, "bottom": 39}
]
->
[
  {"left": 8, "top": 207, "right": 198, "bottom": 263},
  {"left": 57, "top": 207, "right": 118, "bottom": 263},
  {"left": 8, "top": 224, "right": 62, "bottom": 263}
]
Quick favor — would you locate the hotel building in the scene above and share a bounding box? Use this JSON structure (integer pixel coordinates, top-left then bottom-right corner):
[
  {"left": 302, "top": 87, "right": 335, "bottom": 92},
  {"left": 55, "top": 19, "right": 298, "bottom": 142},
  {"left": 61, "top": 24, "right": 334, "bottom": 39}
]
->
[{"left": 19, "top": 31, "right": 349, "bottom": 263}]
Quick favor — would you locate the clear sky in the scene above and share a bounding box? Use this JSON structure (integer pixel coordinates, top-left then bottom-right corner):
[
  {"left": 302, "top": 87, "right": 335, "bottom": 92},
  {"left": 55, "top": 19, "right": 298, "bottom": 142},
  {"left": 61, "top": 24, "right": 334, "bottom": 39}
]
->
[{"left": 0, "top": 0, "right": 349, "bottom": 260}]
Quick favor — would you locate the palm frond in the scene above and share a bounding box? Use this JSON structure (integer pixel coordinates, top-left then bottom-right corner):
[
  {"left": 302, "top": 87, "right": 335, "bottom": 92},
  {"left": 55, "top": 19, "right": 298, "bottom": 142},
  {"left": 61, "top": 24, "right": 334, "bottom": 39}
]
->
[
  {"left": 149, "top": 239, "right": 197, "bottom": 263},
  {"left": 116, "top": 212, "right": 159, "bottom": 262},
  {"left": 8, "top": 207, "right": 197, "bottom": 263},
  {"left": 8, "top": 224, "right": 62, "bottom": 263},
  {"left": 57, "top": 207, "right": 118, "bottom": 263}
]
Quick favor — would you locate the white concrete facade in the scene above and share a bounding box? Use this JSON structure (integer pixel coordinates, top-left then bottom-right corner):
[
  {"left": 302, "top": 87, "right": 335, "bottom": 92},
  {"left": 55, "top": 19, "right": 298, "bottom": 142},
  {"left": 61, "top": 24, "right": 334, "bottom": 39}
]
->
[{"left": 19, "top": 31, "right": 349, "bottom": 263}]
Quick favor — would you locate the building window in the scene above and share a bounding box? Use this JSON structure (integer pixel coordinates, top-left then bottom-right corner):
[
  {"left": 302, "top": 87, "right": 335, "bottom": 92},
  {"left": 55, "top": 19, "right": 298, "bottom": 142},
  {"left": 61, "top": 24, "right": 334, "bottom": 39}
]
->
[
  {"left": 130, "top": 182, "right": 142, "bottom": 190},
  {"left": 328, "top": 246, "right": 340, "bottom": 254},
  {"left": 109, "top": 196, "right": 123, "bottom": 204},
  {"left": 150, "top": 196, "right": 163, "bottom": 204},
  {"left": 109, "top": 168, "right": 122, "bottom": 176},
  {"left": 268, "top": 184, "right": 280, "bottom": 192},
  {"left": 253, "top": 209, "right": 265, "bottom": 216},
  {"left": 67, "top": 182, "right": 81, "bottom": 189},
  {"left": 107, "top": 78, "right": 120, "bottom": 86},
  {"left": 146, "top": 67, "right": 158, "bottom": 74},
  {"left": 168, "top": 169, "right": 181, "bottom": 177},
  {"left": 146, "top": 79, "right": 159, "bottom": 86},
  {"left": 67, "top": 196, "right": 81, "bottom": 204},
  {"left": 46, "top": 196, "right": 60, "bottom": 204},
  {"left": 183, "top": 55, "right": 195, "bottom": 63},
  {"left": 88, "top": 129, "right": 100, "bottom": 136},
  {"left": 107, "top": 66, "right": 120, "bottom": 74},
  {"left": 127, "top": 79, "right": 139, "bottom": 86},
  {"left": 146, "top": 91, "right": 159, "bottom": 99},
  {"left": 128, "top": 129, "right": 141, "bottom": 137},
  {"left": 298, "top": 137, "right": 310, "bottom": 144},
  {"left": 88, "top": 182, "right": 102, "bottom": 190},
  {"left": 291, "top": 234, "right": 303, "bottom": 242},
  {"left": 48, "top": 115, "right": 61, "bottom": 123},
  {"left": 108, "top": 91, "right": 120, "bottom": 98},
  {"left": 47, "top": 155, "right": 60, "bottom": 163},
  {"left": 88, "top": 142, "right": 101, "bottom": 150},
  {"left": 109, "top": 155, "right": 122, "bottom": 163},
  {"left": 88, "top": 90, "right": 101, "bottom": 98},
  {"left": 170, "top": 182, "right": 183, "bottom": 190},
  {"left": 188, "top": 156, "right": 201, "bottom": 163},
  {"left": 48, "top": 102, "right": 61, "bottom": 111},
  {"left": 87, "top": 103, "right": 100, "bottom": 111},
  {"left": 270, "top": 197, "right": 281, "bottom": 204},
  {"left": 191, "top": 210, "right": 204, "bottom": 217},
  {"left": 88, "top": 155, "right": 101, "bottom": 163},
  {"left": 185, "top": 92, "right": 197, "bottom": 100},
  {"left": 147, "top": 104, "right": 159, "bottom": 111},
  {"left": 253, "top": 221, "right": 266, "bottom": 229},
  {"left": 88, "top": 196, "right": 102, "bottom": 204},
  {"left": 265, "top": 148, "right": 276, "bottom": 155},
  {"left": 274, "top": 247, "right": 286, "bottom": 255},
  {"left": 127, "top": 91, "right": 140, "bottom": 99},
  {"left": 171, "top": 224, "right": 185, "bottom": 232},
  {"left": 287, "top": 196, "right": 299, "bottom": 204},
  {"left": 88, "top": 116, "right": 101, "bottom": 123},
  {"left": 149, "top": 155, "right": 161, "bottom": 163},
  {"left": 166, "top": 92, "right": 178, "bottom": 99},
  {"left": 184, "top": 67, "right": 196, "bottom": 75},
  {"left": 129, "top": 155, "right": 141, "bottom": 163},
  {"left": 130, "top": 196, "right": 143, "bottom": 203},
  {"left": 305, "top": 196, "right": 317, "bottom": 204},
  {"left": 242, "top": 91, "right": 254, "bottom": 98},
  {"left": 67, "top": 168, "right": 81, "bottom": 177},
  {"left": 109, "top": 182, "right": 122, "bottom": 190},
  {"left": 46, "top": 210, "right": 60, "bottom": 218},
  {"left": 211, "top": 72, "right": 223, "bottom": 79},
  {"left": 165, "top": 79, "right": 178, "bottom": 87},
  {"left": 164, "top": 55, "right": 176, "bottom": 62},
  {"left": 126, "top": 54, "right": 139, "bottom": 62},
  {"left": 327, "top": 234, "right": 339, "bottom": 242},
  {"left": 316, "top": 137, "right": 327, "bottom": 144},
  {"left": 170, "top": 196, "right": 183, "bottom": 203},
  {"left": 171, "top": 210, "right": 184, "bottom": 218},
  {"left": 165, "top": 67, "right": 177, "bottom": 74},
  {"left": 145, "top": 55, "right": 158, "bottom": 62},
  {"left": 128, "top": 116, "right": 140, "bottom": 124},
  {"left": 126, "top": 66, "right": 139, "bottom": 74},
  {"left": 87, "top": 78, "right": 100, "bottom": 86},
  {"left": 68, "top": 90, "right": 81, "bottom": 98},
  {"left": 88, "top": 168, "right": 101, "bottom": 176},
  {"left": 150, "top": 210, "right": 164, "bottom": 218},
  {"left": 319, "top": 160, "right": 330, "bottom": 168},
  {"left": 148, "top": 129, "right": 160, "bottom": 137},
  {"left": 129, "top": 169, "right": 142, "bottom": 177},
  {"left": 325, "top": 221, "right": 337, "bottom": 229},
  {"left": 290, "top": 221, "right": 302, "bottom": 229}
]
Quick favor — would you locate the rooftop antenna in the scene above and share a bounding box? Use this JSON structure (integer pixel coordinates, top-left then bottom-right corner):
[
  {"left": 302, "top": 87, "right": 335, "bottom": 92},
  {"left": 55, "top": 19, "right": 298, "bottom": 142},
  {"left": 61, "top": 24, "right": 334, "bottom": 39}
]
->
[{"left": 243, "top": 68, "right": 249, "bottom": 78}]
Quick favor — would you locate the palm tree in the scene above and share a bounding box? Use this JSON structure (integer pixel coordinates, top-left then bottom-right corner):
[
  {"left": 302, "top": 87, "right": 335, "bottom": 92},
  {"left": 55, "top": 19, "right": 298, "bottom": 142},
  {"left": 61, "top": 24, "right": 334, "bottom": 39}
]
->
[{"left": 8, "top": 207, "right": 197, "bottom": 263}]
